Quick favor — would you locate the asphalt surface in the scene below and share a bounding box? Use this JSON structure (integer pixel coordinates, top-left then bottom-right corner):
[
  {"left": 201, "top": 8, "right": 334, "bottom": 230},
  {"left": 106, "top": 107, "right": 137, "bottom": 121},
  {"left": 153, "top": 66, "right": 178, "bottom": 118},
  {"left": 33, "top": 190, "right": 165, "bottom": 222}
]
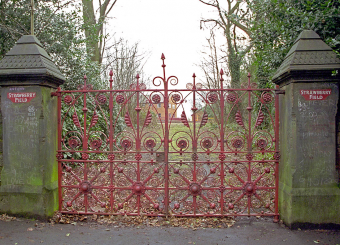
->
[{"left": 0, "top": 217, "right": 339, "bottom": 245}]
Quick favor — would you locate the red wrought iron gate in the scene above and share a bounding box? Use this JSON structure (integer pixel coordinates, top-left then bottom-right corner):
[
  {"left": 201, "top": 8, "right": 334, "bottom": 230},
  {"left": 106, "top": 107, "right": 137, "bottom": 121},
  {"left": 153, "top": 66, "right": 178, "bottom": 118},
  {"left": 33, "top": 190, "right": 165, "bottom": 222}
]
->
[{"left": 55, "top": 55, "right": 280, "bottom": 220}]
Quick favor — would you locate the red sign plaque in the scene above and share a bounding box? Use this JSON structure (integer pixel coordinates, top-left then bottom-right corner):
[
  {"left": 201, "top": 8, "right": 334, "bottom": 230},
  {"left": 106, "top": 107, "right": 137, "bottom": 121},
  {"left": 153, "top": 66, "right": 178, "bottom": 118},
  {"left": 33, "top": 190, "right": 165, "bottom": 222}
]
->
[
  {"left": 300, "top": 89, "right": 331, "bottom": 100},
  {"left": 7, "top": 92, "right": 36, "bottom": 103}
]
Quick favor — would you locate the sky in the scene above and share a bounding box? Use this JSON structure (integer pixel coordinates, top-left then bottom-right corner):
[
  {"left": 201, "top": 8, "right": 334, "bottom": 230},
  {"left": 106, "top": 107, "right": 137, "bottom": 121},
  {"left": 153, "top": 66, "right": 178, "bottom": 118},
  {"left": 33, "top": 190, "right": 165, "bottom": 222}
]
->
[{"left": 110, "top": 0, "right": 220, "bottom": 89}]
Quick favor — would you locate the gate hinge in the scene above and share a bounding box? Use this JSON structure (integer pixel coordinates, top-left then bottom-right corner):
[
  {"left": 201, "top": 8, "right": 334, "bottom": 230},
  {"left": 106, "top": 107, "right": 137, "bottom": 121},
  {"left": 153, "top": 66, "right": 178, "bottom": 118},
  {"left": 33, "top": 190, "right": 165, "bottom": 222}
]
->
[
  {"left": 275, "top": 89, "right": 285, "bottom": 95},
  {"left": 51, "top": 92, "right": 58, "bottom": 97}
]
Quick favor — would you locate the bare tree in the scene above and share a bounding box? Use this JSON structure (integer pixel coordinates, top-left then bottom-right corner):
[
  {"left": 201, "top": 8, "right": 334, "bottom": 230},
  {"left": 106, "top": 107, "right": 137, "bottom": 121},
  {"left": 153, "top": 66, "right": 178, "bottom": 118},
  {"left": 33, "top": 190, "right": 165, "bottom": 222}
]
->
[
  {"left": 199, "top": 0, "right": 252, "bottom": 87},
  {"left": 105, "top": 40, "right": 150, "bottom": 125},
  {"left": 82, "top": 0, "right": 118, "bottom": 64},
  {"left": 198, "top": 31, "right": 228, "bottom": 90}
]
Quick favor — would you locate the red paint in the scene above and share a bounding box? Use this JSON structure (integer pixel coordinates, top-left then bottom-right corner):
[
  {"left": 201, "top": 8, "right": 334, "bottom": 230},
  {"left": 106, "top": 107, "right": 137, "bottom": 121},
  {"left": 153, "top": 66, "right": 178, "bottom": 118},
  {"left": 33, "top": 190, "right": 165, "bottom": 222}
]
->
[
  {"left": 300, "top": 89, "right": 331, "bottom": 100},
  {"left": 53, "top": 55, "right": 280, "bottom": 221},
  {"left": 7, "top": 92, "right": 36, "bottom": 103}
]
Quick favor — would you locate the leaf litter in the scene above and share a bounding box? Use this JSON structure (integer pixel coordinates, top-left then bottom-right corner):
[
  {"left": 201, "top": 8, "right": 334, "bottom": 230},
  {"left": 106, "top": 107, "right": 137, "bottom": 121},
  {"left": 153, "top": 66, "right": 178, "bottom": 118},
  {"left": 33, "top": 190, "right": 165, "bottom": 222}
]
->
[
  {"left": 1, "top": 212, "right": 235, "bottom": 230},
  {"left": 50, "top": 211, "right": 235, "bottom": 229}
]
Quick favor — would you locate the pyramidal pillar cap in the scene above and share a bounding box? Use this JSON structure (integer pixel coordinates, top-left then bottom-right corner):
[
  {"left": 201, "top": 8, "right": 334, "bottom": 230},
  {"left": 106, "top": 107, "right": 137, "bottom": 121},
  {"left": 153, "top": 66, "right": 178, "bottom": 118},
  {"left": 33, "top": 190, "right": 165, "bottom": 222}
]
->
[
  {"left": 0, "top": 35, "right": 65, "bottom": 88},
  {"left": 272, "top": 30, "right": 340, "bottom": 86}
]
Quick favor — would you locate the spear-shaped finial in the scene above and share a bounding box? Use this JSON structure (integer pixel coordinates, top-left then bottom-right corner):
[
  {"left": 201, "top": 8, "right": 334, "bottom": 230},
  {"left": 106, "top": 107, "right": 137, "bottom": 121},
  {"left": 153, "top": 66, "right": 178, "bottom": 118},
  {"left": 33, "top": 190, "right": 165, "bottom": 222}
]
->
[{"left": 30, "top": 0, "right": 34, "bottom": 35}]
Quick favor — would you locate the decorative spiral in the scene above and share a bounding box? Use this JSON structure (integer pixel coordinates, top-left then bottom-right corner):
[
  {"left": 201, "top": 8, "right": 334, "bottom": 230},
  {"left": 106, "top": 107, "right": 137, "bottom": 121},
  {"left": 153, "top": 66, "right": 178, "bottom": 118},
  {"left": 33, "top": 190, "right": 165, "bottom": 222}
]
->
[
  {"left": 168, "top": 76, "right": 179, "bottom": 86},
  {"left": 152, "top": 76, "right": 164, "bottom": 87}
]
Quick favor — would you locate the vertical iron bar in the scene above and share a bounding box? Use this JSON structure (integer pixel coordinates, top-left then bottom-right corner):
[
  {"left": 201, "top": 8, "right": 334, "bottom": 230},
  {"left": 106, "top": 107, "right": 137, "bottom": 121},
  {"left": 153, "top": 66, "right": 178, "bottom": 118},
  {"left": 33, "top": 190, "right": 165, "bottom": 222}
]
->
[
  {"left": 82, "top": 76, "right": 88, "bottom": 213},
  {"left": 274, "top": 85, "right": 280, "bottom": 222},
  {"left": 57, "top": 87, "right": 62, "bottom": 211},
  {"left": 192, "top": 74, "right": 197, "bottom": 214},
  {"left": 247, "top": 73, "right": 252, "bottom": 215},
  {"left": 109, "top": 70, "right": 114, "bottom": 212},
  {"left": 162, "top": 54, "right": 169, "bottom": 216},
  {"left": 136, "top": 74, "right": 141, "bottom": 215},
  {"left": 219, "top": 69, "right": 225, "bottom": 215}
]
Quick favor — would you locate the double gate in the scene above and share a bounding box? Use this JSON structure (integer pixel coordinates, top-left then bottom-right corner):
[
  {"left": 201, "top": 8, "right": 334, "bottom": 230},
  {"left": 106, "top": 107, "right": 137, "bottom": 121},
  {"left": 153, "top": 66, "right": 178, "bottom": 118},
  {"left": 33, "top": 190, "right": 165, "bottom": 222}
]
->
[{"left": 55, "top": 55, "right": 280, "bottom": 220}]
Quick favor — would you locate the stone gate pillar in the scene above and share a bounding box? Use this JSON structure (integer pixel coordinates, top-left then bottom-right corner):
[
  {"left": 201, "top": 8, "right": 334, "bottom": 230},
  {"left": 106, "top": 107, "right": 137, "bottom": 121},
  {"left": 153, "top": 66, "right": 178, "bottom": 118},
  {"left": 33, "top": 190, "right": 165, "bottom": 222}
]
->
[
  {"left": 273, "top": 30, "right": 340, "bottom": 228},
  {"left": 0, "top": 35, "right": 65, "bottom": 218}
]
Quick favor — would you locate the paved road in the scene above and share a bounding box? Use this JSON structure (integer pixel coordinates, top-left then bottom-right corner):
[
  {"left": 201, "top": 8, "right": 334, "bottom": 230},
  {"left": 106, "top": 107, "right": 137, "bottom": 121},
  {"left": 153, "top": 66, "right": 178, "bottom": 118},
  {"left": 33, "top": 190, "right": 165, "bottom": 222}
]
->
[{"left": 1, "top": 217, "right": 339, "bottom": 245}]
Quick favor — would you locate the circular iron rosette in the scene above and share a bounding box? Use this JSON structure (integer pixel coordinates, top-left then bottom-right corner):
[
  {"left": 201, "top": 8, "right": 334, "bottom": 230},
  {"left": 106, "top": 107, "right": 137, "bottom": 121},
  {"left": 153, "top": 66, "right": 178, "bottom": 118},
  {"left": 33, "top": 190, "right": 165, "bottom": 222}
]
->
[
  {"left": 115, "top": 92, "right": 127, "bottom": 105},
  {"left": 95, "top": 92, "right": 108, "bottom": 105},
  {"left": 63, "top": 93, "right": 76, "bottom": 106},
  {"left": 115, "top": 132, "right": 134, "bottom": 152},
  {"left": 88, "top": 132, "right": 108, "bottom": 151},
  {"left": 252, "top": 131, "right": 274, "bottom": 151},
  {"left": 225, "top": 131, "right": 246, "bottom": 152},
  {"left": 169, "top": 91, "right": 184, "bottom": 105},
  {"left": 141, "top": 132, "right": 163, "bottom": 152},
  {"left": 205, "top": 92, "right": 219, "bottom": 104},
  {"left": 225, "top": 91, "right": 239, "bottom": 104},
  {"left": 171, "top": 132, "right": 191, "bottom": 153},
  {"left": 198, "top": 132, "right": 219, "bottom": 153},
  {"left": 149, "top": 92, "right": 164, "bottom": 104},
  {"left": 260, "top": 91, "right": 274, "bottom": 104},
  {"left": 63, "top": 131, "right": 82, "bottom": 151}
]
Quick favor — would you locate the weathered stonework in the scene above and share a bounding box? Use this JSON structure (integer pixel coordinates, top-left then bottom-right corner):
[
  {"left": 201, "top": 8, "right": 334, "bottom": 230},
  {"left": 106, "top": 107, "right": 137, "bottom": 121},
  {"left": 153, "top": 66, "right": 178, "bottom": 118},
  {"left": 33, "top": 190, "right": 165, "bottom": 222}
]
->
[
  {"left": 273, "top": 30, "right": 340, "bottom": 228},
  {"left": 0, "top": 35, "right": 64, "bottom": 219}
]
